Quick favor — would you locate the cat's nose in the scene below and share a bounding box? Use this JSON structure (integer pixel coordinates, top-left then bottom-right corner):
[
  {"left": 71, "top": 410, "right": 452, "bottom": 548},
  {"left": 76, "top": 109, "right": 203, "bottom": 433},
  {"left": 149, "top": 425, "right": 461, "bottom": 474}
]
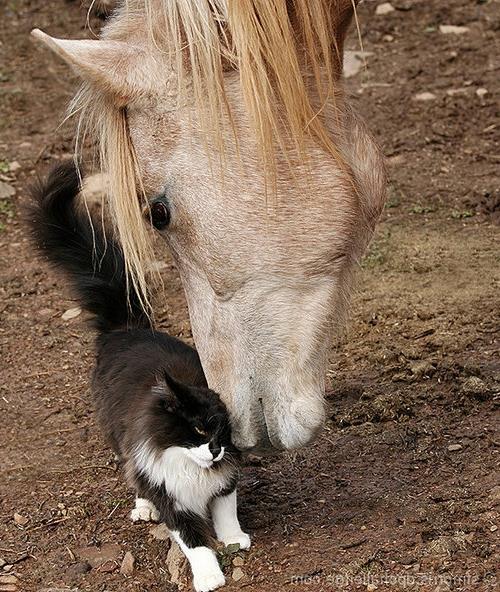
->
[{"left": 210, "top": 444, "right": 225, "bottom": 462}]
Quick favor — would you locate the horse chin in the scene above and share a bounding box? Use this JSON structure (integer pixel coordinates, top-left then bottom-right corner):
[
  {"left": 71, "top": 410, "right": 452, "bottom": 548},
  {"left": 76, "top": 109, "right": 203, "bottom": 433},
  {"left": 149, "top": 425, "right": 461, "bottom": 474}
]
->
[{"left": 231, "top": 391, "right": 325, "bottom": 453}]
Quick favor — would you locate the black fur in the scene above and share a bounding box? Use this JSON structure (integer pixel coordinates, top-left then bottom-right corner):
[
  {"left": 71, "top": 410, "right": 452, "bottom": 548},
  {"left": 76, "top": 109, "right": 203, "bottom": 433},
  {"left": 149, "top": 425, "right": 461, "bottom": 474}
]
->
[
  {"left": 29, "top": 161, "right": 240, "bottom": 559},
  {"left": 29, "top": 161, "right": 146, "bottom": 332}
]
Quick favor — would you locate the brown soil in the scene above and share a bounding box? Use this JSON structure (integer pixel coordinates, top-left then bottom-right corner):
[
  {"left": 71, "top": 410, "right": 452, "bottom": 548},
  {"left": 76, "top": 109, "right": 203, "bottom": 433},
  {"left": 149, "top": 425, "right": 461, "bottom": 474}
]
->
[{"left": 1, "top": 1, "right": 498, "bottom": 591}]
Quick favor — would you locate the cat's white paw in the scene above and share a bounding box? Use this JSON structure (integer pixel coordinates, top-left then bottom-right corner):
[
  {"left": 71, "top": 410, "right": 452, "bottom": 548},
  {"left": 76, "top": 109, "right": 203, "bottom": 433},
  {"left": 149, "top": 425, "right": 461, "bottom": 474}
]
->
[
  {"left": 130, "top": 498, "right": 160, "bottom": 522},
  {"left": 221, "top": 531, "right": 251, "bottom": 550},
  {"left": 130, "top": 506, "right": 160, "bottom": 522},
  {"left": 193, "top": 569, "right": 225, "bottom": 592}
]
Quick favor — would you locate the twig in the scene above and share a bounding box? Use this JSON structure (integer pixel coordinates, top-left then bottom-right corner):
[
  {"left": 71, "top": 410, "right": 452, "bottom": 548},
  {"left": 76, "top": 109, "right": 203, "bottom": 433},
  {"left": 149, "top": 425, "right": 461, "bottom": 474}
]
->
[
  {"left": 106, "top": 502, "right": 121, "bottom": 520},
  {"left": 27, "top": 517, "right": 70, "bottom": 532}
]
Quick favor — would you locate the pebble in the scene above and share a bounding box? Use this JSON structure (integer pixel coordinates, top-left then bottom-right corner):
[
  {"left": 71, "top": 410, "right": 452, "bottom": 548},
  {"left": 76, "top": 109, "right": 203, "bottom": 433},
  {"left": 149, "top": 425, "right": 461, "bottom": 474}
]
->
[
  {"left": 490, "top": 525, "right": 498, "bottom": 532},
  {"left": 0, "top": 181, "right": 15, "bottom": 199},
  {"left": 149, "top": 523, "right": 170, "bottom": 540},
  {"left": 447, "top": 444, "right": 463, "bottom": 452},
  {"left": 76, "top": 543, "right": 122, "bottom": 568},
  {"left": 9, "top": 161, "right": 21, "bottom": 172},
  {"left": 461, "top": 376, "right": 489, "bottom": 397},
  {"left": 414, "top": 92, "right": 437, "bottom": 101},
  {"left": 343, "top": 51, "right": 372, "bottom": 78},
  {"left": 489, "top": 486, "right": 500, "bottom": 502},
  {"left": 232, "top": 567, "right": 245, "bottom": 582},
  {"left": 232, "top": 556, "right": 244, "bottom": 567},
  {"left": 61, "top": 307, "right": 82, "bottom": 321},
  {"left": 439, "top": 25, "right": 469, "bottom": 35},
  {"left": 120, "top": 551, "right": 135, "bottom": 576},
  {"left": 410, "top": 360, "right": 435, "bottom": 377},
  {"left": 65, "top": 562, "right": 91, "bottom": 578},
  {"left": 13, "top": 513, "right": 28, "bottom": 526},
  {"left": 367, "top": 584, "right": 378, "bottom": 592},
  {"left": 166, "top": 541, "right": 188, "bottom": 588},
  {"left": 476, "top": 88, "right": 488, "bottom": 99},
  {"left": 0, "top": 574, "right": 19, "bottom": 591},
  {"left": 0, "top": 560, "right": 5, "bottom": 569},
  {"left": 376, "top": 2, "right": 394, "bottom": 15}
]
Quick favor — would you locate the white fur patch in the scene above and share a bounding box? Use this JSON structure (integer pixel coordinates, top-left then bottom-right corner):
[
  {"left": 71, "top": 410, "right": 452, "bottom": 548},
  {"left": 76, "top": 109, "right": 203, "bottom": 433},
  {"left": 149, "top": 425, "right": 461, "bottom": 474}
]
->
[
  {"left": 133, "top": 440, "right": 233, "bottom": 515},
  {"left": 211, "top": 490, "right": 250, "bottom": 549},
  {"left": 171, "top": 530, "right": 225, "bottom": 592},
  {"left": 130, "top": 497, "right": 160, "bottom": 522}
]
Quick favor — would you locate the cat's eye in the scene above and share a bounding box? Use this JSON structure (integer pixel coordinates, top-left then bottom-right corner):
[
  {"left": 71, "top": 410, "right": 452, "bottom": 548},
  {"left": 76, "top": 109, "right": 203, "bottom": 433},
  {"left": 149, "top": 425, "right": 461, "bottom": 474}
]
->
[{"left": 194, "top": 426, "right": 207, "bottom": 437}]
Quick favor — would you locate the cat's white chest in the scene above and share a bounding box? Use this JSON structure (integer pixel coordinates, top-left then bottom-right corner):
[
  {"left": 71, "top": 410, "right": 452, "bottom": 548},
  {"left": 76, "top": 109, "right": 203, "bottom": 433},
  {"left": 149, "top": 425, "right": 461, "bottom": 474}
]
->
[{"left": 134, "top": 442, "right": 232, "bottom": 516}]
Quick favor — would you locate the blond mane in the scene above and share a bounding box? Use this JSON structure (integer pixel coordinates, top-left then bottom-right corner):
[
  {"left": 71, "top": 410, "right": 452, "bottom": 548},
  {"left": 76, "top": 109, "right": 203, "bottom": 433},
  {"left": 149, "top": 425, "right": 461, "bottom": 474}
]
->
[{"left": 71, "top": 0, "right": 358, "bottom": 314}]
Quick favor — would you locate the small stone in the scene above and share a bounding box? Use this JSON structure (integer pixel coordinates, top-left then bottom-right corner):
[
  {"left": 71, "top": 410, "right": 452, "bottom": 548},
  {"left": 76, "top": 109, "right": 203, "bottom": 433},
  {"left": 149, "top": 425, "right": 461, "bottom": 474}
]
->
[
  {"left": 149, "top": 523, "right": 170, "bottom": 541},
  {"left": 65, "top": 562, "right": 91, "bottom": 578},
  {"left": 376, "top": 2, "right": 394, "bottom": 15},
  {"left": 166, "top": 540, "right": 189, "bottom": 589},
  {"left": 410, "top": 361, "right": 435, "bottom": 377},
  {"left": 0, "top": 575, "right": 18, "bottom": 584},
  {"left": 439, "top": 25, "right": 469, "bottom": 35},
  {"left": 0, "top": 181, "right": 15, "bottom": 199},
  {"left": 0, "top": 559, "right": 5, "bottom": 569},
  {"left": 447, "top": 444, "right": 463, "bottom": 452},
  {"left": 13, "top": 513, "right": 28, "bottom": 526},
  {"left": 461, "top": 376, "right": 489, "bottom": 398},
  {"left": 76, "top": 543, "right": 122, "bottom": 568},
  {"left": 61, "top": 307, "right": 82, "bottom": 321},
  {"left": 9, "top": 162, "right": 21, "bottom": 173},
  {"left": 120, "top": 551, "right": 135, "bottom": 576},
  {"left": 489, "top": 485, "right": 500, "bottom": 502},
  {"left": 232, "top": 556, "right": 244, "bottom": 567},
  {"left": 343, "top": 51, "right": 372, "bottom": 78},
  {"left": 232, "top": 567, "right": 245, "bottom": 582},
  {"left": 383, "top": 34, "right": 394, "bottom": 42},
  {"left": 446, "top": 88, "right": 469, "bottom": 96},
  {"left": 367, "top": 584, "right": 378, "bottom": 592},
  {"left": 490, "top": 525, "right": 498, "bottom": 532},
  {"left": 414, "top": 92, "right": 437, "bottom": 101},
  {"left": 476, "top": 88, "right": 488, "bottom": 99},
  {"left": 2, "top": 565, "right": 13, "bottom": 572}
]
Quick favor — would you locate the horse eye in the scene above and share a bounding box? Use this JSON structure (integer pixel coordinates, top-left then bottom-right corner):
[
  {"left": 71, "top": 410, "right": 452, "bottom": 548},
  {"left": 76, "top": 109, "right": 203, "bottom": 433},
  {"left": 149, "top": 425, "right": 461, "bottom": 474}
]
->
[{"left": 150, "top": 198, "right": 170, "bottom": 230}]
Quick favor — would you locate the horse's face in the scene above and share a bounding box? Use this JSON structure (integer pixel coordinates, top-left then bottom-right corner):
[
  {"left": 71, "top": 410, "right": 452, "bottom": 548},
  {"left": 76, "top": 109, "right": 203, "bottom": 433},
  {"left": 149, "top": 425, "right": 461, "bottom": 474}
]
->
[
  {"left": 32, "top": 0, "right": 384, "bottom": 451},
  {"left": 128, "top": 100, "right": 358, "bottom": 450}
]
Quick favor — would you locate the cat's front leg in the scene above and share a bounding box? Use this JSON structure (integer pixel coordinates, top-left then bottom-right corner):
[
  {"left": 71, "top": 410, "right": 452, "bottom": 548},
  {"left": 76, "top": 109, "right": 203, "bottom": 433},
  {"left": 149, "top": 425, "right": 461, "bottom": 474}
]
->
[
  {"left": 170, "top": 515, "right": 225, "bottom": 592},
  {"left": 211, "top": 489, "right": 251, "bottom": 549},
  {"left": 130, "top": 497, "right": 160, "bottom": 523}
]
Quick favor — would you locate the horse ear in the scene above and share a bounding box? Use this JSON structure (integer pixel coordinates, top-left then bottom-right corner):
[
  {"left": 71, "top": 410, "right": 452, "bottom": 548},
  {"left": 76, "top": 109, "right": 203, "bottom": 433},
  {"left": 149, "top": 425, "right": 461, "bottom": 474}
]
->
[
  {"left": 334, "top": 0, "right": 361, "bottom": 61},
  {"left": 31, "top": 29, "right": 154, "bottom": 106}
]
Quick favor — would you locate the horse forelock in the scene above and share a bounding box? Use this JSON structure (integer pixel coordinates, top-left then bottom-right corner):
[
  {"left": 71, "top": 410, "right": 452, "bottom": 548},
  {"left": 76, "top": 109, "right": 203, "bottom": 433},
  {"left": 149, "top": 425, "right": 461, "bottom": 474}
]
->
[{"left": 70, "top": 0, "right": 362, "bottom": 314}]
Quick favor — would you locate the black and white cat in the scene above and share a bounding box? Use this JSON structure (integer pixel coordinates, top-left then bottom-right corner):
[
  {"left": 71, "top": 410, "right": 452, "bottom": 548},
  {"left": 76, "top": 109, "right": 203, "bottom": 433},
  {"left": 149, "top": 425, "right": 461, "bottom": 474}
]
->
[{"left": 30, "top": 162, "right": 250, "bottom": 592}]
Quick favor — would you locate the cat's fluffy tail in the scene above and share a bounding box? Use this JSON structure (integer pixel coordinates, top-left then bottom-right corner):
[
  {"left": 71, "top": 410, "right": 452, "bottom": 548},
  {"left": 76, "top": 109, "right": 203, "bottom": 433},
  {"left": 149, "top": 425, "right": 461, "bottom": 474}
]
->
[{"left": 29, "top": 161, "right": 148, "bottom": 332}]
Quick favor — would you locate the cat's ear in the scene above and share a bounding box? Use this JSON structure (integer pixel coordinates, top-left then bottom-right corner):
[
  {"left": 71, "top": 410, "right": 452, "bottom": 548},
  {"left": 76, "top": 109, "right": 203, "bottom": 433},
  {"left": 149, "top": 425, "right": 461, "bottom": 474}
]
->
[
  {"left": 163, "top": 372, "right": 191, "bottom": 401},
  {"left": 152, "top": 373, "right": 182, "bottom": 413}
]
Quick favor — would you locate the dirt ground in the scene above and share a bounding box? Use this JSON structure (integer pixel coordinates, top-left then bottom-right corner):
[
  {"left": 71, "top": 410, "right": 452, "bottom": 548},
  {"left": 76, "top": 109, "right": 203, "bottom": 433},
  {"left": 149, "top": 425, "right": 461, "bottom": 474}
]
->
[{"left": 1, "top": 1, "right": 499, "bottom": 591}]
